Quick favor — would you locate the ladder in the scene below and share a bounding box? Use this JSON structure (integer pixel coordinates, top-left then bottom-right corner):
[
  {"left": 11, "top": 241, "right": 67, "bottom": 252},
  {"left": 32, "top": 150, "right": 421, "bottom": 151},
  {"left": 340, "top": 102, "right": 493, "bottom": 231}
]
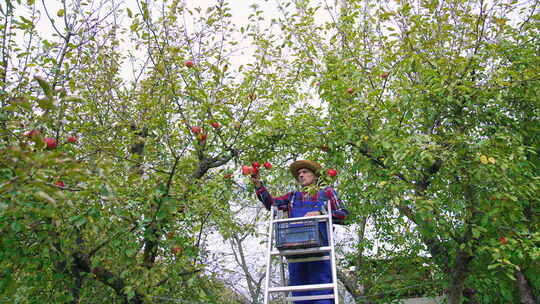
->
[{"left": 263, "top": 201, "right": 339, "bottom": 304}]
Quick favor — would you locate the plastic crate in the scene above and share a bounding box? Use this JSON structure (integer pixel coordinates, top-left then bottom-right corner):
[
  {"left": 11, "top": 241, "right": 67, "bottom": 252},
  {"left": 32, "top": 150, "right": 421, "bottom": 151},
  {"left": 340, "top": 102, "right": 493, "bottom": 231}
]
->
[{"left": 275, "top": 219, "right": 322, "bottom": 250}]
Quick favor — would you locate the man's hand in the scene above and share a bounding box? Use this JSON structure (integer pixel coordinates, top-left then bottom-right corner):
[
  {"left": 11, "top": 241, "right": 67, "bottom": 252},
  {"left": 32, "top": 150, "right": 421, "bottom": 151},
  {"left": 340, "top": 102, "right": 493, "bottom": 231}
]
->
[{"left": 304, "top": 211, "right": 321, "bottom": 217}]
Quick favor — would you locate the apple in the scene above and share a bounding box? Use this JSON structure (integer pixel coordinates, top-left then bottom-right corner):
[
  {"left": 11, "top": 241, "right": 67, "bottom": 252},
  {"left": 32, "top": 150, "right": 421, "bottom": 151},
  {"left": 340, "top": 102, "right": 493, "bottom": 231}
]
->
[
  {"left": 251, "top": 165, "right": 259, "bottom": 175},
  {"left": 197, "top": 133, "right": 207, "bottom": 141},
  {"left": 380, "top": 72, "right": 390, "bottom": 79},
  {"left": 211, "top": 122, "right": 220, "bottom": 128},
  {"left": 171, "top": 246, "right": 182, "bottom": 255},
  {"left": 25, "top": 129, "right": 41, "bottom": 138},
  {"left": 191, "top": 126, "right": 202, "bottom": 134},
  {"left": 321, "top": 144, "right": 330, "bottom": 152},
  {"left": 346, "top": 88, "right": 354, "bottom": 94},
  {"left": 55, "top": 180, "right": 65, "bottom": 188},
  {"left": 241, "top": 165, "right": 253, "bottom": 175},
  {"left": 166, "top": 232, "right": 174, "bottom": 239},
  {"left": 327, "top": 169, "right": 337, "bottom": 177},
  {"left": 67, "top": 136, "right": 77, "bottom": 143},
  {"left": 498, "top": 236, "right": 508, "bottom": 245},
  {"left": 252, "top": 162, "right": 261, "bottom": 168},
  {"left": 263, "top": 162, "right": 272, "bottom": 169},
  {"left": 44, "top": 137, "right": 57, "bottom": 149},
  {"left": 184, "top": 60, "right": 194, "bottom": 68}
]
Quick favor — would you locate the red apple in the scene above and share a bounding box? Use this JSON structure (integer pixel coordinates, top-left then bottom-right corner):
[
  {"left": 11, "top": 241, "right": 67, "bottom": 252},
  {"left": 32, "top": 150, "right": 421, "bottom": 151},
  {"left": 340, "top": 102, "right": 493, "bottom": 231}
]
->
[
  {"left": 44, "top": 137, "right": 57, "bottom": 149},
  {"left": 184, "top": 60, "right": 194, "bottom": 68},
  {"left": 263, "top": 162, "right": 272, "bottom": 169},
  {"left": 55, "top": 180, "right": 65, "bottom": 188},
  {"left": 242, "top": 165, "right": 253, "bottom": 175},
  {"left": 25, "top": 129, "right": 41, "bottom": 138},
  {"left": 211, "top": 122, "right": 220, "bottom": 128},
  {"left": 67, "top": 136, "right": 77, "bottom": 143},
  {"left": 498, "top": 236, "right": 508, "bottom": 245},
  {"left": 191, "top": 126, "right": 202, "bottom": 134},
  {"left": 252, "top": 162, "right": 261, "bottom": 168},
  {"left": 346, "top": 88, "right": 354, "bottom": 94},
  {"left": 197, "top": 133, "right": 207, "bottom": 141},
  {"left": 171, "top": 246, "right": 182, "bottom": 255},
  {"left": 327, "top": 169, "right": 337, "bottom": 177},
  {"left": 251, "top": 166, "right": 259, "bottom": 175},
  {"left": 321, "top": 145, "right": 330, "bottom": 152}
]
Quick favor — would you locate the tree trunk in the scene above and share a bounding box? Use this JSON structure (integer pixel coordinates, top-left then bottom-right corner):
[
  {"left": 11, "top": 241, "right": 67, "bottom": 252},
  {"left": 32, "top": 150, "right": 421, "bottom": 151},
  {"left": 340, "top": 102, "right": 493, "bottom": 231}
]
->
[
  {"left": 446, "top": 250, "right": 471, "bottom": 304},
  {"left": 336, "top": 268, "right": 362, "bottom": 299},
  {"left": 516, "top": 269, "right": 537, "bottom": 304}
]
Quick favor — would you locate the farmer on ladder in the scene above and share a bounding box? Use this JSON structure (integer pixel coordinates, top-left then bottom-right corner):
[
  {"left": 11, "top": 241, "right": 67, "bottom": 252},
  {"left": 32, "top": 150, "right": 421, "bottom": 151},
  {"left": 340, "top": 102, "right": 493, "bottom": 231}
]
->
[{"left": 251, "top": 160, "right": 348, "bottom": 304}]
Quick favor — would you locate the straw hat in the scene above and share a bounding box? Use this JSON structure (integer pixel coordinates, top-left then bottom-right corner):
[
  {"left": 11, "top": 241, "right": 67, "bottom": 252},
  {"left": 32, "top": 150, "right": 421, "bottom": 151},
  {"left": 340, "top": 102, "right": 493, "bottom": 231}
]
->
[{"left": 289, "top": 160, "right": 322, "bottom": 179}]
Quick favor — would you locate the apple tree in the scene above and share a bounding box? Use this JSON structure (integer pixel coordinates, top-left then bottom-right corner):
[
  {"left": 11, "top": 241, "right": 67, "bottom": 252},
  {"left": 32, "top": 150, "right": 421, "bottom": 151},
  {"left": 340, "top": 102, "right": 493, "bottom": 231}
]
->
[
  {"left": 271, "top": 0, "right": 540, "bottom": 303},
  {"left": 0, "top": 0, "right": 303, "bottom": 303}
]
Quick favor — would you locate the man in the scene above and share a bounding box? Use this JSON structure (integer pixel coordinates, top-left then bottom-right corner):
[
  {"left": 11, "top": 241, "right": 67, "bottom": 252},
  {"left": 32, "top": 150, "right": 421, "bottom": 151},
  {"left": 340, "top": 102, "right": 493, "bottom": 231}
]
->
[{"left": 251, "top": 160, "right": 348, "bottom": 304}]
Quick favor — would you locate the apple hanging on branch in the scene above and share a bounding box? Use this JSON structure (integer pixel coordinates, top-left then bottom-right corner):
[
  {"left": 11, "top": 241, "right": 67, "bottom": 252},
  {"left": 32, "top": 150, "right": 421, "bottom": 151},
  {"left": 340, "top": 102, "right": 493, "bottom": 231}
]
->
[
  {"left": 67, "top": 135, "right": 77, "bottom": 143},
  {"left": 171, "top": 246, "right": 183, "bottom": 255},
  {"left": 44, "top": 137, "right": 57, "bottom": 149},
  {"left": 25, "top": 129, "right": 41, "bottom": 138},
  {"left": 242, "top": 161, "right": 272, "bottom": 176},
  {"left": 242, "top": 165, "right": 253, "bottom": 176},
  {"left": 191, "top": 126, "right": 202, "bottom": 134},
  {"left": 380, "top": 72, "right": 390, "bottom": 79},
  {"left": 55, "top": 180, "right": 65, "bottom": 188},
  {"left": 197, "top": 133, "right": 207, "bottom": 142},
  {"left": 326, "top": 169, "right": 337, "bottom": 177}
]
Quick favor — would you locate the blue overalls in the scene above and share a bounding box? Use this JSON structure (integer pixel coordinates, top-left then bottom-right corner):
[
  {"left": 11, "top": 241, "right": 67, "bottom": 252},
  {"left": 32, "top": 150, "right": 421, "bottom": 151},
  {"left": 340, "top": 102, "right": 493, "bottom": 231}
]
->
[{"left": 288, "top": 191, "right": 334, "bottom": 304}]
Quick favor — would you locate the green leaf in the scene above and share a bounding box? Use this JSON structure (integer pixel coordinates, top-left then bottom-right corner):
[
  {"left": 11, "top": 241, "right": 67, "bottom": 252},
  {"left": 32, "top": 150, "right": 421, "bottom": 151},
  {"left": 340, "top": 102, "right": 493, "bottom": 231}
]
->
[
  {"left": 34, "top": 76, "right": 53, "bottom": 99},
  {"left": 37, "top": 98, "right": 55, "bottom": 110},
  {"left": 10, "top": 221, "right": 23, "bottom": 233}
]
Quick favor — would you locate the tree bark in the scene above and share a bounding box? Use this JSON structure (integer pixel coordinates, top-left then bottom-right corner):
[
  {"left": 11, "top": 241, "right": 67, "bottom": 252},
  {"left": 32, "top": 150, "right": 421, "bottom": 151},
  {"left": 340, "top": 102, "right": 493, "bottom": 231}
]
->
[
  {"left": 336, "top": 268, "right": 363, "bottom": 300},
  {"left": 73, "top": 253, "right": 144, "bottom": 304},
  {"left": 446, "top": 250, "right": 471, "bottom": 304},
  {"left": 516, "top": 269, "right": 537, "bottom": 304}
]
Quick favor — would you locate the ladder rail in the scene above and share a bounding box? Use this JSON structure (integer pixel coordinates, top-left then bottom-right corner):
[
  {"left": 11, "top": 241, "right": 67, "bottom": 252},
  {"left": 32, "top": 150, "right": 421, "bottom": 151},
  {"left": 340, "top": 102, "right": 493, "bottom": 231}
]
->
[
  {"left": 325, "top": 200, "right": 340, "bottom": 304},
  {"left": 263, "top": 207, "right": 275, "bottom": 304}
]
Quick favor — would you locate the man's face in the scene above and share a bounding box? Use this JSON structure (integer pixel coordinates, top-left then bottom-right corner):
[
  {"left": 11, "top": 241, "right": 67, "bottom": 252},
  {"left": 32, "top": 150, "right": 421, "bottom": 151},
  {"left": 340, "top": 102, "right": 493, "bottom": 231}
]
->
[{"left": 297, "top": 168, "right": 317, "bottom": 187}]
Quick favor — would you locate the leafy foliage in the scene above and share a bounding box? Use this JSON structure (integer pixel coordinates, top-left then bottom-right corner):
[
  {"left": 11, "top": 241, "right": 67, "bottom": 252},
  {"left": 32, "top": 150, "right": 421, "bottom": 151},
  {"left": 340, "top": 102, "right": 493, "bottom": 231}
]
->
[{"left": 0, "top": 0, "right": 539, "bottom": 304}]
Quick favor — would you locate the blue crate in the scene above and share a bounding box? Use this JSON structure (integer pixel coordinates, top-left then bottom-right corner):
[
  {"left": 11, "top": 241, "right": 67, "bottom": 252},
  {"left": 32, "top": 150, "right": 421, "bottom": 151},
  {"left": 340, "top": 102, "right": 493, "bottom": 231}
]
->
[{"left": 275, "top": 219, "right": 322, "bottom": 250}]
